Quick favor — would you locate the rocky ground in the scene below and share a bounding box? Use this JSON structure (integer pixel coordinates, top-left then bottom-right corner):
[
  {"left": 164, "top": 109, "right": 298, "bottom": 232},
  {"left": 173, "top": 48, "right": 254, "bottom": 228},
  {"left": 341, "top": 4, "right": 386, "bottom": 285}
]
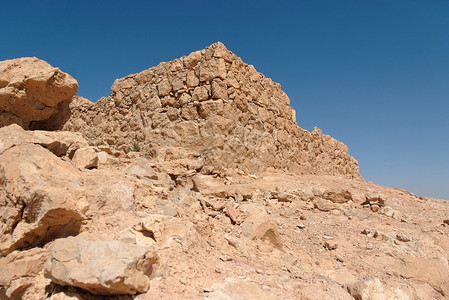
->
[
  {"left": 1, "top": 44, "right": 448, "bottom": 300},
  {"left": 1, "top": 124, "right": 448, "bottom": 300}
]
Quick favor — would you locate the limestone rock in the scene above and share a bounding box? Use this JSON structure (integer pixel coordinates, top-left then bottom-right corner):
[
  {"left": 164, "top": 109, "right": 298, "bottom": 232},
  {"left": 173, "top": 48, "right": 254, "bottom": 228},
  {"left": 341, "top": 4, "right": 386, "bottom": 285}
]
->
[
  {"left": 0, "top": 136, "right": 85, "bottom": 256},
  {"left": 0, "top": 123, "right": 88, "bottom": 157},
  {"left": 300, "top": 282, "right": 353, "bottom": 300},
  {"left": 346, "top": 278, "right": 410, "bottom": 300},
  {"left": 192, "top": 174, "right": 229, "bottom": 198},
  {"left": 71, "top": 147, "right": 98, "bottom": 169},
  {"left": 97, "top": 151, "right": 118, "bottom": 165},
  {"left": 0, "top": 57, "right": 78, "bottom": 130},
  {"left": 44, "top": 237, "right": 159, "bottom": 295},
  {"left": 0, "top": 248, "right": 48, "bottom": 298},
  {"left": 205, "top": 277, "right": 277, "bottom": 300},
  {"left": 321, "top": 189, "right": 352, "bottom": 204},
  {"left": 138, "top": 214, "right": 198, "bottom": 248},
  {"left": 398, "top": 257, "right": 449, "bottom": 296},
  {"left": 362, "top": 193, "right": 386, "bottom": 206},
  {"left": 314, "top": 198, "right": 338, "bottom": 212},
  {"left": 241, "top": 206, "right": 283, "bottom": 250},
  {"left": 124, "top": 157, "right": 158, "bottom": 180}
]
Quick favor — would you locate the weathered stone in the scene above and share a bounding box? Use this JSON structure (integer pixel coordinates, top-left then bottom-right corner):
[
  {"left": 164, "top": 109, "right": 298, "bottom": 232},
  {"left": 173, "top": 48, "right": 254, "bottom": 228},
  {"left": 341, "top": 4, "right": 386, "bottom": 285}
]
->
[
  {"left": 346, "top": 278, "right": 410, "bottom": 300},
  {"left": 124, "top": 157, "right": 159, "bottom": 180},
  {"left": 0, "top": 248, "right": 48, "bottom": 298},
  {"left": 363, "top": 193, "right": 386, "bottom": 206},
  {"left": 205, "top": 277, "right": 277, "bottom": 300},
  {"left": 0, "top": 57, "right": 78, "bottom": 129},
  {"left": 211, "top": 80, "right": 228, "bottom": 99},
  {"left": 0, "top": 139, "right": 85, "bottom": 256},
  {"left": 314, "top": 198, "right": 338, "bottom": 212},
  {"left": 97, "top": 151, "right": 118, "bottom": 165},
  {"left": 71, "top": 147, "right": 98, "bottom": 169},
  {"left": 271, "top": 191, "right": 294, "bottom": 202},
  {"left": 139, "top": 215, "right": 198, "bottom": 248},
  {"left": 254, "top": 221, "right": 283, "bottom": 249},
  {"left": 199, "top": 99, "right": 224, "bottom": 118},
  {"left": 44, "top": 237, "right": 159, "bottom": 295},
  {"left": 199, "top": 58, "right": 227, "bottom": 82},
  {"left": 300, "top": 282, "right": 353, "bottom": 300},
  {"left": 192, "top": 174, "right": 229, "bottom": 198},
  {"left": 157, "top": 78, "right": 172, "bottom": 96},
  {"left": 398, "top": 257, "right": 449, "bottom": 296},
  {"left": 191, "top": 86, "right": 209, "bottom": 101},
  {"left": 321, "top": 189, "right": 352, "bottom": 203},
  {"left": 182, "top": 50, "right": 202, "bottom": 68},
  {"left": 186, "top": 70, "right": 199, "bottom": 87}
]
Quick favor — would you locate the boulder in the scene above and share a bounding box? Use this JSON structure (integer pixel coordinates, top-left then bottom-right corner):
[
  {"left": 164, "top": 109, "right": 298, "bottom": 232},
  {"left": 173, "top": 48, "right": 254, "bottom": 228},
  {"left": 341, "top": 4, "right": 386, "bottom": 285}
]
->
[
  {"left": 0, "top": 141, "right": 85, "bottom": 256},
  {"left": 321, "top": 189, "right": 352, "bottom": 203},
  {"left": 0, "top": 248, "right": 49, "bottom": 298},
  {"left": 346, "top": 278, "right": 409, "bottom": 300},
  {"left": 138, "top": 214, "right": 198, "bottom": 248},
  {"left": 44, "top": 237, "right": 159, "bottom": 295},
  {"left": 0, "top": 123, "right": 88, "bottom": 157},
  {"left": 398, "top": 257, "right": 449, "bottom": 296},
  {"left": 205, "top": 277, "right": 277, "bottom": 300},
  {"left": 192, "top": 174, "right": 229, "bottom": 198},
  {"left": 314, "top": 198, "right": 338, "bottom": 212},
  {"left": 0, "top": 125, "right": 109, "bottom": 256},
  {"left": 0, "top": 57, "right": 78, "bottom": 130},
  {"left": 300, "top": 282, "right": 353, "bottom": 300},
  {"left": 124, "top": 157, "right": 158, "bottom": 180},
  {"left": 241, "top": 204, "right": 283, "bottom": 250},
  {"left": 71, "top": 147, "right": 98, "bottom": 169}
]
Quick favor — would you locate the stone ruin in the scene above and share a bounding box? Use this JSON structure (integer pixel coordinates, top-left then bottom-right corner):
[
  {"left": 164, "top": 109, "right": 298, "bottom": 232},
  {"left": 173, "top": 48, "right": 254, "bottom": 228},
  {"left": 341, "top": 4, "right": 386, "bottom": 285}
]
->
[{"left": 62, "top": 42, "right": 360, "bottom": 177}]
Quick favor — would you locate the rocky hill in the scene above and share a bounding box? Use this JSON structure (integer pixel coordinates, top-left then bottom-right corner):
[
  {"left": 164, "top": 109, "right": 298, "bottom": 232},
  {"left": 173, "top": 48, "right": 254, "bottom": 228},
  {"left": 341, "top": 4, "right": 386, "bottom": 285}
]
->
[
  {"left": 0, "top": 45, "right": 449, "bottom": 300},
  {"left": 63, "top": 42, "right": 360, "bottom": 178}
]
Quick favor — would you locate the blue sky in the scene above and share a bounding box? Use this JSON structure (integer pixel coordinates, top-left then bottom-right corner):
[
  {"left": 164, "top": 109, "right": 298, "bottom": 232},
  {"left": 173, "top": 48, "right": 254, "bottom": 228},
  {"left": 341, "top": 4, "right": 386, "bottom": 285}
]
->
[{"left": 2, "top": 1, "right": 448, "bottom": 199}]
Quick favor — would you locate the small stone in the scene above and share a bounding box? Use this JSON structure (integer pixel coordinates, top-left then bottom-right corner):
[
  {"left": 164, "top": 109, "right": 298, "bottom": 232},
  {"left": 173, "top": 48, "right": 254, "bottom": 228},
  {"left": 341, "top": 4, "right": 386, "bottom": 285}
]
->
[
  {"left": 366, "top": 243, "right": 374, "bottom": 250},
  {"left": 443, "top": 219, "right": 449, "bottom": 225},
  {"left": 261, "top": 285, "right": 271, "bottom": 291},
  {"left": 224, "top": 233, "right": 238, "bottom": 248},
  {"left": 324, "top": 241, "right": 338, "bottom": 250},
  {"left": 297, "top": 224, "right": 306, "bottom": 229},
  {"left": 205, "top": 198, "right": 225, "bottom": 211},
  {"left": 224, "top": 204, "right": 240, "bottom": 224},
  {"left": 370, "top": 204, "right": 380, "bottom": 212},
  {"left": 272, "top": 191, "right": 293, "bottom": 202},
  {"left": 361, "top": 228, "right": 370, "bottom": 235},
  {"left": 396, "top": 234, "right": 411, "bottom": 242},
  {"left": 220, "top": 256, "right": 232, "bottom": 262}
]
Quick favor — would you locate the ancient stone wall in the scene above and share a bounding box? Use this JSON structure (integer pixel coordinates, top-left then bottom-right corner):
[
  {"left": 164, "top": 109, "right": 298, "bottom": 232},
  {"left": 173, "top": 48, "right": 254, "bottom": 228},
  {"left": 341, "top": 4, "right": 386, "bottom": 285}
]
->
[{"left": 64, "top": 42, "right": 360, "bottom": 178}]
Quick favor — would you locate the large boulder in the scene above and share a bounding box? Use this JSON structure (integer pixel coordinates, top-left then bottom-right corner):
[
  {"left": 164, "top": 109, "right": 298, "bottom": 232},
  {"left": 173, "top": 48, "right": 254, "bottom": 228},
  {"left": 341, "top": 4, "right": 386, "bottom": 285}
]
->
[
  {"left": 44, "top": 237, "right": 159, "bottom": 295},
  {"left": 0, "top": 57, "right": 78, "bottom": 130},
  {"left": 0, "top": 248, "right": 49, "bottom": 298},
  {"left": 0, "top": 125, "right": 90, "bottom": 256}
]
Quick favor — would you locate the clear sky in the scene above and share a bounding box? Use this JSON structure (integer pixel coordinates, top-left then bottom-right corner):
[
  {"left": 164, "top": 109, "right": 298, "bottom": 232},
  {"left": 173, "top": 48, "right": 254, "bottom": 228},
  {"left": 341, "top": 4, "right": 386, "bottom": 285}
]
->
[{"left": 2, "top": 1, "right": 448, "bottom": 199}]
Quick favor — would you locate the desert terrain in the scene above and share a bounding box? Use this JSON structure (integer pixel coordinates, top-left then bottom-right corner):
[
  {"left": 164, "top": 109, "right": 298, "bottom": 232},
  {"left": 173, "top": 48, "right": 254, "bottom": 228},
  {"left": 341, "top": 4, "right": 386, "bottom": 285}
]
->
[{"left": 0, "top": 43, "right": 448, "bottom": 300}]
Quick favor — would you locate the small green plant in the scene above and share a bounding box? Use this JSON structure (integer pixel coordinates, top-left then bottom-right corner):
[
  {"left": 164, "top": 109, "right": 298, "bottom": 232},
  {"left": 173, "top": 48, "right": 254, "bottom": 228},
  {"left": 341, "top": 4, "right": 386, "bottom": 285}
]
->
[
  {"left": 127, "top": 141, "right": 141, "bottom": 153},
  {"left": 275, "top": 186, "right": 280, "bottom": 192}
]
